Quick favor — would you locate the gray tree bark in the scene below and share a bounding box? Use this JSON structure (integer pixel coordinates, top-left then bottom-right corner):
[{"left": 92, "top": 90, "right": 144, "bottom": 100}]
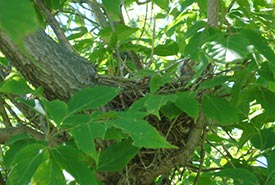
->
[{"left": 0, "top": 28, "right": 97, "bottom": 100}]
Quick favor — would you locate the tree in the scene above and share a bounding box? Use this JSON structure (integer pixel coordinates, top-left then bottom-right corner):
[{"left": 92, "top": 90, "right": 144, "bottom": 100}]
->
[{"left": 0, "top": 0, "right": 275, "bottom": 184}]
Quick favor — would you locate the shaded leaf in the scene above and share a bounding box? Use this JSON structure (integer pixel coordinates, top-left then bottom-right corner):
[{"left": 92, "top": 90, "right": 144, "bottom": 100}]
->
[
  {"left": 212, "top": 168, "right": 259, "bottom": 185},
  {"left": 250, "top": 129, "right": 275, "bottom": 150},
  {"left": 154, "top": 40, "right": 179, "bottom": 56},
  {"left": 52, "top": 146, "right": 98, "bottom": 185},
  {"left": 174, "top": 91, "right": 199, "bottom": 120},
  {"left": 0, "top": 0, "right": 39, "bottom": 43},
  {"left": 7, "top": 144, "right": 48, "bottom": 185},
  {"left": 97, "top": 140, "right": 139, "bottom": 172},
  {"left": 44, "top": 100, "right": 68, "bottom": 125},
  {"left": 202, "top": 95, "right": 240, "bottom": 124}
]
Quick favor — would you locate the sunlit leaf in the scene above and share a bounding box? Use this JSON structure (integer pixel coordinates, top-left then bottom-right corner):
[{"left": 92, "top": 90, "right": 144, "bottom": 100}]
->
[
  {"left": 52, "top": 146, "right": 98, "bottom": 185},
  {"left": 112, "top": 118, "right": 177, "bottom": 149},
  {"left": 102, "top": 0, "right": 122, "bottom": 21},
  {"left": 204, "top": 33, "right": 251, "bottom": 63},
  {"left": 71, "top": 121, "right": 107, "bottom": 161},
  {"left": 68, "top": 86, "right": 120, "bottom": 113},
  {"left": 32, "top": 160, "right": 66, "bottom": 185}
]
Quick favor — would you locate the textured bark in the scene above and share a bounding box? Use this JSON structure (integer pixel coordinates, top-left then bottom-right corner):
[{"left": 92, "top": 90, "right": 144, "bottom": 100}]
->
[{"left": 0, "top": 28, "right": 97, "bottom": 100}]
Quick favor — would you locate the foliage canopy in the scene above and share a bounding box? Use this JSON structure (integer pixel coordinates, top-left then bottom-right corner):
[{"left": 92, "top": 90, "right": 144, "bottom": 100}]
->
[{"left": 0, "top": 0, "right": 275, "bottom": 184}]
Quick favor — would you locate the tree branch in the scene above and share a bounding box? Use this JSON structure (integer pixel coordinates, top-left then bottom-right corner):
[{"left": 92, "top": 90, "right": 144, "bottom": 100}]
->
[
  {"left": 0, "top": 126, "right": 44, "bottom": 144},
  {"left": 0, "top": 29, "right": 97, "bottom": 100},
  {"left": 34, "top": 0, "right": 74, "bottom": 52}
]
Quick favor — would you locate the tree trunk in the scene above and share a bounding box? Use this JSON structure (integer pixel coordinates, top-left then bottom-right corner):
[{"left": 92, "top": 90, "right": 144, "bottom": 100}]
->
[{"left": 0, "top": 28, "right": 97, "bottom": 100}]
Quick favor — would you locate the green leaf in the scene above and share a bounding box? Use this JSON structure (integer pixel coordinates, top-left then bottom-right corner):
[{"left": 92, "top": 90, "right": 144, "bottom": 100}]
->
[
  {"left": 7, "top": 144, "right": 48, "bottom": 185},
  {"left": 0, "top": 79, "right": 33, "bottom": 95},
  {"left": 99, "top": 24, "right": 138, "bottom": 44},
  {"left": 144, "top": 94, "right": 177, "bottom": 119},
  {"left": 3, "top": 139, "right": 36, "bottom": 169},
  {"left": 254, "top": 87, "right": 275, "bottom": 116},
  {"left": 202, "top": 95, "right": 240, "bottom": 125},
  {"left": 52, "top": 146, "right": 98, "bottom": 185},
  {"left": 44, "top": 100, "right": 68, "bottom": 125},
  {"left": 71, "top": 121, "right": 108, "bottom": 161},
  {"left": 267, "top": 150, "right": 275, "bottom": 176},
  {"left": 174, "top": 91, "right": 199, "bottom": 120},
  {"left": 198, "top": 76, "right": 230, "bottom": 90},
  {"left": 32, "top": 160, "right": 66, "bottom": 185},
  {"left": 68, "top": 86, "right": 120, "bottom": 113},
  {"left": 150, "top": 75, "right": 170, "bottom": 94},
  {"left": 62, "top": 114, "right": 90, "bottom": 129},
  {"left": 97, "top": 140, "right": 139, "bottom": 172},
  {"left": 0, "top": 0, "right": 39, "bottom": 43},
  {"left": 112, "top": 118, "right": 177, "bottom": 149},
  {"left": 160, "top": 102, "right": 182, "bottom": 120},
  {"left": 102, "top": 0, "right": 122, "bottom": 21},
  {"left": 204, "top": 33, "right": 251, "bottom": 62},
  {"left": 154, "top": 40, "right": 179, "bottom": 56},
  {"left": 212, "top": 168, "right": 259, "bottom": 185},
  {"left": 250, "top": 129, "right": 275, "bottom": 150},
  {"left": 154, "top": 0, "right": 169, "bottom": 11},
  {"left": 241, "top": 29, "right": 275, "bottom": 69}
]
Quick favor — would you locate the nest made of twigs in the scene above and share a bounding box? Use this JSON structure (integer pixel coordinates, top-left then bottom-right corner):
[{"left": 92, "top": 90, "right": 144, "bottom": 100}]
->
[{"left": 97, "top": 75, "right": 197, "bottom": 184}]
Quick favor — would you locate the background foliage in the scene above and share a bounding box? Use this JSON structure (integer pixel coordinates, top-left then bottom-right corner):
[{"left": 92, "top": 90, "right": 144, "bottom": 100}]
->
[{"left": 1, "top": 0, "right": 275, "bottom": 184}]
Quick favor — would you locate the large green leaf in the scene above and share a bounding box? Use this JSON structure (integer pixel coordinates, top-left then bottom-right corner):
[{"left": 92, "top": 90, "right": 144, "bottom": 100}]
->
[
  {"left": 154, "top": 0, "right": 169, "bottom": 11},
  {"left": 7, "top": 144, "right": 48, "bottom": 185},
  {"left": 144, "top": 94, "right": 177, "bottom": 119},
  {"left": 97, "top": 140, "right": 139, "bottom": 172},
  {"left": 0, "top": 0, "right": 39, "bottom": 43},
  {"left": 71, "top": 121, "right": 107, "bottom": 161},
  {"left": 202, "top": 95, "right": 240, "bottom": 125},
  {"left": 68, "top": 86, "right": 120, "bottom": 113},
  {"left": 0, "top": 78, "right": 33, "bottom": 95},
  {"left": 254, "top": 87, "right": 275, "bottom": 116},
  {"left": 32, "top": 160, "right": 66, "bottom": 185},
  {"left": 267, "top": 150, "right": 275, "bottom": 176},
  {"left": 241, "top": 29, "right": 275, "bottom": 68},
  {"left": 52, "top": 146, "right": 98, "bottom": 185},
  {"left": 154, "top": 40, "right": 179, "bottom": 56},
  {"left": 102, "top": 0, "right": 122, "bottom": 21},
  {"left": 204, "top": 33, "right": 251, "bottom": 62},
  {"left": 250, "top": 128, "right": 275, "bottom": 150},
  {"left": 174, "top": 91, "right": 199, "bottom": 120},
  {"left": 112, "top": 118, "right": 177, "bottom": 149},
  {"left": 44, "top": 100, "right": 68, "bottom": 125},
  {"left": 150, "top": 74, "right": 171, "bottom": 94},
  {"left": 212, "top": 168, "right": 259, "bottom": 185}
]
